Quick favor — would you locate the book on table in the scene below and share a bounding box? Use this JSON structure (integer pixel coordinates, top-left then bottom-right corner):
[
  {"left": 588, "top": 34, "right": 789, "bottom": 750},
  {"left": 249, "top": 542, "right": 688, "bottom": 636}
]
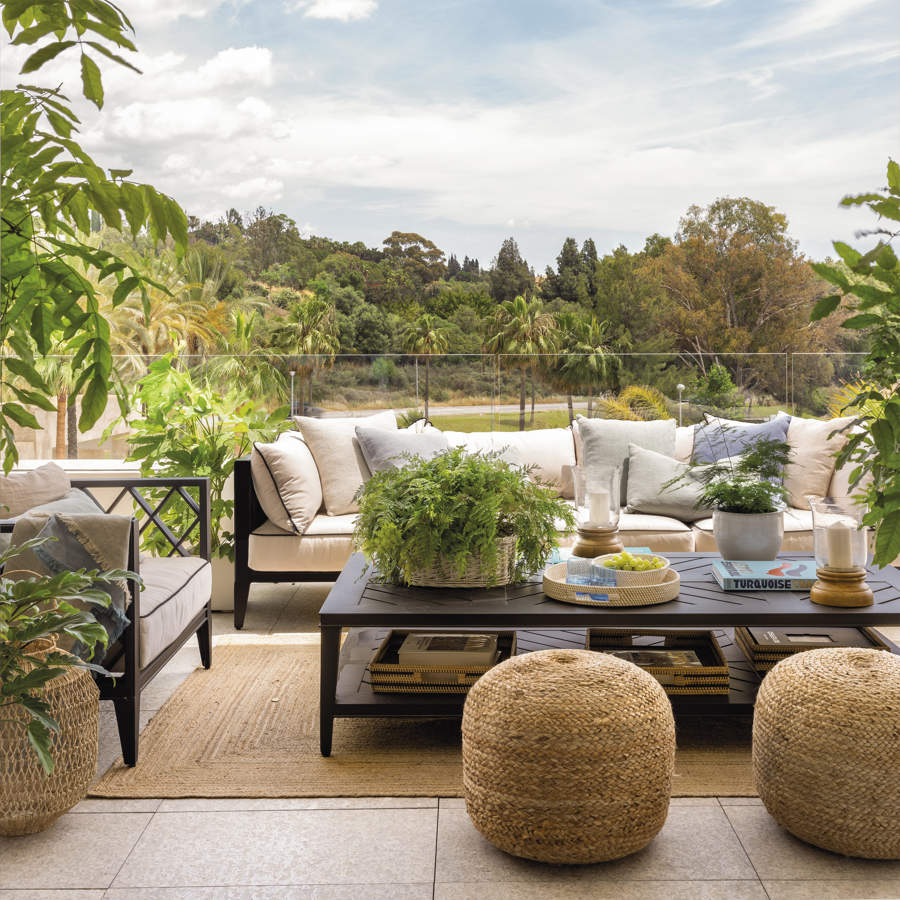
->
[
  {"left": 712, "top": 559, "right": 817, "bottom": 591},
  {"left": 397, "top": 632, "right": 499, "bottom": 667}
]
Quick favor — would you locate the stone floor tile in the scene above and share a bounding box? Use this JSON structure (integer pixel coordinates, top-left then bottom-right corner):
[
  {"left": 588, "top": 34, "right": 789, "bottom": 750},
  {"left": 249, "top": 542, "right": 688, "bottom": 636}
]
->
[
  {"left": 94, "top": 705, "right": 154, "bottom": 781},
  {"left": 111, "top": 808, "right": 437, "bottom": 888},
  {"left": 438, "top": 798, "right": 466, "bottom": 809},
  {"left": 668, "top": 797, "right": 719, "bottom": 806},
  {"left": 104, "top": 887, "right": 431, "bottom": 900},
  {"left": 763, "top": 878, "right": 900, "bottom": 899},
  {"left": 0, "top": 892, "right": 104, "bottom": 900},
  {"left": 156, "top": 797, "right": 438, "bottom": 812},
  {"left": 435, "top": 805, "right": 756, "bottom": 883},
  {"left": 0, "top": 813, "right": 152, "bottom": 890},
  {"left": 718, "top": 797, "right": 763, "bottom": 806},
  {"left": 70, "top": 799, "right": 161, "bottom": 814},
  {"left": 724, "top": 806, "right": 900, "bottom": 881},
  {"left": 434, "top": 882, "right": 767, "bottom": 899}
]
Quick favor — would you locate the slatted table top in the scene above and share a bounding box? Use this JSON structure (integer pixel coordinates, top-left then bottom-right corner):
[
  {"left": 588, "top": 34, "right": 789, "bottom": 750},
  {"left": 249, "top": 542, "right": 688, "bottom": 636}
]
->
[{"left": 320, "top": 552, "right": 900, "bottom": 628}]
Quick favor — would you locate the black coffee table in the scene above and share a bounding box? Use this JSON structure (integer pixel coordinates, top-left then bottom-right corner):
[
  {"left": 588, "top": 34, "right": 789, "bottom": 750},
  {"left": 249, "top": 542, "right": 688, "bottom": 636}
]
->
[{"left": 318, "top": 552, "right": 900, "bottom": 755}]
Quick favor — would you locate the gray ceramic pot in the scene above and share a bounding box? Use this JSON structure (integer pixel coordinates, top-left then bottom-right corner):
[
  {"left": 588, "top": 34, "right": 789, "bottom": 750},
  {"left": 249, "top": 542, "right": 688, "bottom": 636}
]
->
[{"left": 712, "top": 509, "right": 784, "bottom": 560}]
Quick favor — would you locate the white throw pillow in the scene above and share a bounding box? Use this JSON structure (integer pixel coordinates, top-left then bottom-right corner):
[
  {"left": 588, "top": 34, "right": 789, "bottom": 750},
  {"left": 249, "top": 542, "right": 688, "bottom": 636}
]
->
[
  {"left": 674, "top": 426, "right": 694, "bottom": 463},
  {"left": 784, "top": 414, "right": 855, "bottom": 508},
  {"left": 295, "top": 412, "right": 397, "bottom": 515},
  {"left": 0, "top": 462, "right": 70, "bottom": 517},
  {"left": 575, "top": 416, "right": 677, "bottom": 506},
  {"left": 626, "top": 444, "right": 711, "bottom": 522},
  {"left": 490, "top": 428, "right": 577, "bottom": 496},
  {"left": 355, "top": 426, "right": 449, "bottom": 473},
  {"left": 250, "top": 432, "right": 323, "bottom": 533}
]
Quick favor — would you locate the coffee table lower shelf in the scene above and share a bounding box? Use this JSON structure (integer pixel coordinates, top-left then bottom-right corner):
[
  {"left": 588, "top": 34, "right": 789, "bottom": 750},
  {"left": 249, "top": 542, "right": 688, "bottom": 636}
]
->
[{"left": 322, "top": 626, "right": 816, "bottom": 754}]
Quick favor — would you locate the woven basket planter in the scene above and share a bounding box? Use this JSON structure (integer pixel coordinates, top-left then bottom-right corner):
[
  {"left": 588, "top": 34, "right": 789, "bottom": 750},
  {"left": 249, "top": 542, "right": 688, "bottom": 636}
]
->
[
  {"left": 753, "top": 648, "right": 900, "bottom": 859},
  {"left": 462, "top": 648, "right": 675, "bottom": 864},
  {"left": 405, "top": 534, "right": 516, "bottom": 588},
  {"left": 0, "top": 644, "right": 100, "bottom": 836}
]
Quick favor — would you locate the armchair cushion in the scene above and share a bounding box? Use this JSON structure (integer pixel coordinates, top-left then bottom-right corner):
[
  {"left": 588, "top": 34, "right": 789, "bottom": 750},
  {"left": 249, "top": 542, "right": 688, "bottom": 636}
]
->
[
  {"left": 139, "top": 556, "right": 211, "bottom": 668},
  {"left": 0, "top": 462, "right": 70, "bottom": 517}
]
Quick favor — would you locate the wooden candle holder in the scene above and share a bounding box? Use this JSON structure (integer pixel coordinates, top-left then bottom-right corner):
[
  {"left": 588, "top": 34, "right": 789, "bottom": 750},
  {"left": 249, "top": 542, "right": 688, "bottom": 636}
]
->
[
  {"left": 810, "top": 566, "right": 874, "bottom": 608},
  {"left": 571, "top": 525, "right": 624, "bottom": 559}
]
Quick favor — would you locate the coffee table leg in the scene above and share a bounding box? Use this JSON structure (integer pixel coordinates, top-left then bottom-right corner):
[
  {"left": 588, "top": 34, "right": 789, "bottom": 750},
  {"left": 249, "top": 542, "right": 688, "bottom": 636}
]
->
[{"left": 320, "top": 625, "right": 340, "bottom": 756}]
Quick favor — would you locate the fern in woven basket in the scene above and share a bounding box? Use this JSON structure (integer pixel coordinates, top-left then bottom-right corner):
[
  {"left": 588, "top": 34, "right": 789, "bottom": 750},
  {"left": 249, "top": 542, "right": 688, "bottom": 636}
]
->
[{"left": 354, "top": 447, "right": 574, "bottom": 586}]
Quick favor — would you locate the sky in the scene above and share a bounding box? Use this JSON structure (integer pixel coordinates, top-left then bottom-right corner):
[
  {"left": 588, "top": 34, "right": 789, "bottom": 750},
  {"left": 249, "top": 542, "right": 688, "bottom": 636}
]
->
[{"left": 2, "top": 0, "right": 899, "bottom": 269}]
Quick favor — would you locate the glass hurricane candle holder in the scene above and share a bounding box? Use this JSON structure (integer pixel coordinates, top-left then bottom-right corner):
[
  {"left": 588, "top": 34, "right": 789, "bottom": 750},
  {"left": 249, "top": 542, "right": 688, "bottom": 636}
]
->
[
  {"left": 807, "top": 496, "right": 873, "bottom": 608},
  {"left": 571, "top": 465, "right": 623, "bottom": 558}
]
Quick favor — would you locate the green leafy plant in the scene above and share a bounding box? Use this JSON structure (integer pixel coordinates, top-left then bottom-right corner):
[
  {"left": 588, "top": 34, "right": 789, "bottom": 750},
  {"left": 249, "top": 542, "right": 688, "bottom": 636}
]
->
[
  {"left": 1, "top": 0, "right": 188, "bottom": 473},
  {"left": 810, "top": 159, "right": 900, "bottom": 566},
  {"left": 0, "top": 539, "right": 130, "bottom": 773},
  {"left": 691, "top": 363, "right": 740, "bottom": 408},
  {"left": 668, "top": 433, "right": 791, "bottom": 514},
  {"left": 126, "top": 355, "right": 288, "bottom": 560},
  {"left": 354, "top": 447, "right": 574, "bottom": 585}
]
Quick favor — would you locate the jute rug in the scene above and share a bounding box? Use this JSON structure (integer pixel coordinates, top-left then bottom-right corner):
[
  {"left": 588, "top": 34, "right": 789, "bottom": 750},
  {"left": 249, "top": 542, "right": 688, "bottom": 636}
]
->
[{"left": 92, "top": 634, "right": 756, "bottom": 798}]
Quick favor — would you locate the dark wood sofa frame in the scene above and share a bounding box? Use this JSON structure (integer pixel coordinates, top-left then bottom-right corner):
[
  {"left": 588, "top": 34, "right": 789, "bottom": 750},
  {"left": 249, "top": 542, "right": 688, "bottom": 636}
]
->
[
  {"left": 2, "top": 476, "right": 211, "bottom": 766},
  {"left": 234, "top": 456, "right": 335, "bottom": 630}
]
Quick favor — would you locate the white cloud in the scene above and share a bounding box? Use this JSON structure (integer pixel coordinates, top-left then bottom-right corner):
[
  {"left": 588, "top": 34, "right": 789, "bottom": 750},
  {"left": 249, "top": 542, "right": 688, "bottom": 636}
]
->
[
  {"left": 222, "top": 176, "right": 284, "bottom": 199},
  {"left": 126, "top": 0, "right": 224, "bottom": 26},
  {"left": 289, "top": 0, "right": 377, "bottom": 22},
  {"left": 196, "top": 46, "right": 273, "bottom": 88},
  {"left": 740, "top": 0, "right": 880, "bottom": 48}
]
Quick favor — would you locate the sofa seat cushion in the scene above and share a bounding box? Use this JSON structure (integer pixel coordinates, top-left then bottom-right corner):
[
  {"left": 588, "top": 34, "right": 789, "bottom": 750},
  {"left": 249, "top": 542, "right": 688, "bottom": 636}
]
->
[
  {"left": 139, "top": 556, "right": 211, "bottom": 669},
  {"left": 249, "top": 517, "right": 356, "bottom": 572},
  {"left": 692, "top": 508, "right": 814, "bottom": 553}
]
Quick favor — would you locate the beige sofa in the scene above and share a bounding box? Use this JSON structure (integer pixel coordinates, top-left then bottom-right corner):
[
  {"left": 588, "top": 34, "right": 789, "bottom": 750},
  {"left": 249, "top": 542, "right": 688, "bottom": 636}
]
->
[{"left": 233, "top": 416, "right": 856, "bottom": 628}]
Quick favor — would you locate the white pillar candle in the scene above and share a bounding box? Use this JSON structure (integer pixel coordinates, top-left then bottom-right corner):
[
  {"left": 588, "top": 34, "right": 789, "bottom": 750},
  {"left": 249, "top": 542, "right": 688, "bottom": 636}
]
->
[
  {"left": 826, "top": 521, "right": 854, "bottom": 569},
  {"left": 588, "top": 489, "right": 611, "bottom": 527}
]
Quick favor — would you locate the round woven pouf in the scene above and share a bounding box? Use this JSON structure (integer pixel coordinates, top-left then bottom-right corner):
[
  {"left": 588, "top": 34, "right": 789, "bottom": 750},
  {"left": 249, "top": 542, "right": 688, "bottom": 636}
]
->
[
  {"left": 462, "top": 648, "right": 675, "bottom": 864},
  {"left": 753, "top": 648, "right": 900, "bottom": 859}
]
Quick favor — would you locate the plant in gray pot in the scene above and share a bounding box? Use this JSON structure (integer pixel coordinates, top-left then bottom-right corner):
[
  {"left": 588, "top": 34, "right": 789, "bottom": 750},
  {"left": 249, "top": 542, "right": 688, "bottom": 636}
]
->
[{"left": 667, "top": 437, "right": 792, "bottom": 560}]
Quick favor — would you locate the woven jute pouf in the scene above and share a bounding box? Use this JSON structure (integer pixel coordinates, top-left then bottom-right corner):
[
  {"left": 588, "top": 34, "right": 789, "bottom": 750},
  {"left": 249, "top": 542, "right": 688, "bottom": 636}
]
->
[
  {"left": 753, "top": 648, "right": 900, "bottom": 859},
  {"left": 0, "top": 659, "right": 99, "bottom": 836},
  {"left": 462, "top": 648, "right": 675, "bottom": 864}
]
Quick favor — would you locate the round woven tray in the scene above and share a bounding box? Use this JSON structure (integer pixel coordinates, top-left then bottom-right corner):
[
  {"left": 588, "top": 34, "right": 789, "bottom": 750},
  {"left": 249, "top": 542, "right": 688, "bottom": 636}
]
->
[{"left": 543, "top": 562, "right": 680, "bottom": 607}]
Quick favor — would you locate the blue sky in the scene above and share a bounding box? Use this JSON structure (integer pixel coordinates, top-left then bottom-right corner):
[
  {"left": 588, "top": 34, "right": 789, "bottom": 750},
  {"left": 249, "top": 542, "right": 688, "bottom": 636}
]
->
[{"left": 3, "top": 0, "right": 898, "bottom": 268}]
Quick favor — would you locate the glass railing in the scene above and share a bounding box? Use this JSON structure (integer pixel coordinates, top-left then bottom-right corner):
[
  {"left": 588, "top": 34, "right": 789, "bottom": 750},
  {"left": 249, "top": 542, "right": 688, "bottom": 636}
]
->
[{"left": 1, "top": 351, "right": 868, "bottom": 460}]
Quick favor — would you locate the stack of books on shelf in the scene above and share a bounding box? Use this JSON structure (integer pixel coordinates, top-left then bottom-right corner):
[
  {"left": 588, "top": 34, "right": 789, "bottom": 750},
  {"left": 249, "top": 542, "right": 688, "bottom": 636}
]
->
[
  {"left": 367, "top": 631, "right": 515, "bottom": 694},
  {"left": 735, "top": 626, "right": 892, "bottom": 675},
  {"left": 586, "top": 628, "right": 730, "bottom": 696}
]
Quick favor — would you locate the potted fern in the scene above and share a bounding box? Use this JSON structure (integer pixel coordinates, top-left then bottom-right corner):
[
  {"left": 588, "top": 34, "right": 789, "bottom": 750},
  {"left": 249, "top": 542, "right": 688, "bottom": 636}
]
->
[
  {"left": 354, "top": 447, "right": 574, "bottom": 587},
  {"left": 0, "top": 540, "right": 126, "bottom": 835},
  {"left": 667, "top": 436, "right": 791, "bottom": 560}
]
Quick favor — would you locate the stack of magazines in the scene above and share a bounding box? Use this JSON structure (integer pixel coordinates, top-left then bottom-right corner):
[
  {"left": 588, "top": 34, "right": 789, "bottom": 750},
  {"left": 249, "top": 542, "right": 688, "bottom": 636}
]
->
[
  {"left": 735, "top": 626, "right": 890, "bottom": 675},
  {"left": 368, "top": 631, "right": 514, "bottom": 693},
  {"left": 586, "top": 628, "right": 730, "bottom": 695}
]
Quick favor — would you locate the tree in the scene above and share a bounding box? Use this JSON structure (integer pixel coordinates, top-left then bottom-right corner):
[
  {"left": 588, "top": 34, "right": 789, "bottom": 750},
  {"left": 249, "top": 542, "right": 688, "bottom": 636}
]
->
[
  {"left": 1, "top": 0, "right": 188, "bottom": 471},
  {"left": 349, "top": 303, "right": 394, "bottom": 355},
  {"left": 646, "top": 197, "right": 829, "bottom": 396},
  {"left": 245, "top": 208, "right": 301, "bottom": 275},
  {"left": 543, "top": 237, "right": 589, "bottom": 306},
  {"left": 401, "top": 314, "right": 450, "bottom": 421},
  {"left": 485, "top": 295, "right": 558, "bottom": 430},
  {"left": 382, "top": 231, "right": 446, "bottom": 283},
  {"left": 447, "top": 253, "right": 461, "bottom": 278},
  {"left": 546, "top": 314, "right": 614, "bottom": 420},
  {"left": 489, "top": 237, "right": 534, "bottom": 303}
]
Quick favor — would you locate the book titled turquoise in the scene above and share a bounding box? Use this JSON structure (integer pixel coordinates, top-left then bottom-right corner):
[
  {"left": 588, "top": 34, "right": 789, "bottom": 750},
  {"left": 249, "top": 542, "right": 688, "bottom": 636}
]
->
[{"left": 712, "top": 559, "right": 817, "bottom": 591}]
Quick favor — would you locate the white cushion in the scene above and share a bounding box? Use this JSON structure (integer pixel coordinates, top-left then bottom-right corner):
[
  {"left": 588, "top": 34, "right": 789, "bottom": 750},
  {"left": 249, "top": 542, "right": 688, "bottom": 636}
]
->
[
  {"left": 489, "top": 428, "right": 576, "bottom": 496},
  {"left": 139, "top": 556, "right": 211, "bottom": 668},
  {"left": 249, "top": 517, "right": 356, "bottom": 572},
  {"left": 293, "top": 412, "right": 397, "bottom": 515},
  {"left": 292, "top": 411, "right": 397, "bottom": 431},
  {"left": 784, "top": 415, "right": 854, "bottom": 508},
  {"left": 250, "top": 433, "right": 322, "bottom": 534},
  {"left": 355, "top": 425, "right": 448, "bottom": 472},
  {"left": 0, "top": 462, "right": 70, "bottom": 517},
  {"left": 575, "top": 416, "right": 677, "bottom": 506},
  {"left": 674, "top": 426, "right": 694, "bottom": 462}
]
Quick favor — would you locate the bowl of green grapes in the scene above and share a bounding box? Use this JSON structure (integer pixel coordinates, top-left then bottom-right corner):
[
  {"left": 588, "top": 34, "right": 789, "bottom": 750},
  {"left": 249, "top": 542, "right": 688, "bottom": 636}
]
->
[{"left": 591, "top": 551, "right": 670, "bottom": 587}]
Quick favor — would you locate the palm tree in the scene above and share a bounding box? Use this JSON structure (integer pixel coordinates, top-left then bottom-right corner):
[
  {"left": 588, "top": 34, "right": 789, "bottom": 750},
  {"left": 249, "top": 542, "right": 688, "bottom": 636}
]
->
[
  {"left": 35, "top": 355, "right": 76, "bottom": 459},
  {"left": 272, "top": 293, "right": 340, "bottom": 414},
  {"left": 401, "top": 314, "right": 450, "bottom": 422},
  {"left": 485, "top": 295, "right": 558, "bottom": 430},
  {"left": 560, "top": 315, "right": 616, "bottom": 417}
]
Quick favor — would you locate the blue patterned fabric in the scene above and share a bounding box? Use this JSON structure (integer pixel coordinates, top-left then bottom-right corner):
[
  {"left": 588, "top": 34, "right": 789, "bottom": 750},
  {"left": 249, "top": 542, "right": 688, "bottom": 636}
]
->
[{"left": 692, "top": 413, "right": 791, "bottom": 464}]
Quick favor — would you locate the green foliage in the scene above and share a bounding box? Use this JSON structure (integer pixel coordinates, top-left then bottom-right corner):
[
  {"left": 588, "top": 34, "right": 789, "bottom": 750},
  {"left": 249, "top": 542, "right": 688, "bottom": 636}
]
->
[
  {"left": 0, "top": 539, "right": 131, "bottom": 773},
  {"left": 810, "top": 159, "right": 900, "bottom": 566},
  {"left": 126, "top": 356, "right": 289, "bottom": 560},
  {"left": 669, "top": 434, "right": 791, "bottom": 514},
  {"left": 692, "top": 363, "right": 739, "bottom": 407},
  {"left": 1, "top": 0, "right": 188, "bottom": 473},
  {"left": 593, "top": 385, "right": 672, "bottom": 421},
  {"left": 354, "top": 447, "right": 574, "bottom": 586}
]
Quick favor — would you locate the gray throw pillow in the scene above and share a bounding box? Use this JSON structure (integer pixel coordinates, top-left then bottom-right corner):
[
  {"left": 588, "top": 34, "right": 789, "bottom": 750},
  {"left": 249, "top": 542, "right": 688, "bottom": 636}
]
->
[
  {"left": 626, "top": 444, "right": 711, "bottom": 523},
  {"left": 355, "top": 425, "right": 449, "bottom": 473},
  {"left": 575, "top": 416, "right": 677, "bottom": 506},
  {"left": 692, "top": 413, "right": 790, "bottom": 464}
]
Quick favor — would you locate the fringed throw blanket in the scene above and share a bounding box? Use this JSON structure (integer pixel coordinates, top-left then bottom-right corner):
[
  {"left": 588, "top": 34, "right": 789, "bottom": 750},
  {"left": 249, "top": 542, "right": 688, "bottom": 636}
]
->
[{"left": 9, "top": 513, "right": 132, "bottom": 659}]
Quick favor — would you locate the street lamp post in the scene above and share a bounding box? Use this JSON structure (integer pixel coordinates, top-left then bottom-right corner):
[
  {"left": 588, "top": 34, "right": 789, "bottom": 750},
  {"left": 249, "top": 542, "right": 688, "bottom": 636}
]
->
[
  {"left": 290, "top": 370, "right": 296, "bottom": 417},
  {"left": 677, "top": 383, "right": 685, "bottom": 427}
]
